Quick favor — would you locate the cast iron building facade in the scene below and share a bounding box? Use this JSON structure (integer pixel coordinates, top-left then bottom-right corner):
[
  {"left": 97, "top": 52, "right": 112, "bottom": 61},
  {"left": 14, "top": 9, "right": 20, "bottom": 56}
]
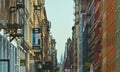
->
[{"left": 0, "top": 0, "right": 57, "bottom": 72}]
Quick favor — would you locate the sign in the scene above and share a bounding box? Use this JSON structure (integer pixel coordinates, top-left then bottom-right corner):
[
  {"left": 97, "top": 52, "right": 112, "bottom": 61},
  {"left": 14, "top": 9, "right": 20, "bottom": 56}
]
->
[
  {"left": 33, "top": 45, "right": 41, "bottom": 50},
  {"left": 32, "top": 34, "right": 40, "bottom": 49},
  {"left": 32, "top": 28, "right": 41, "bottom": 50},
  {"left": 33, "top": 28, "right": 41, "bottom": 33}
]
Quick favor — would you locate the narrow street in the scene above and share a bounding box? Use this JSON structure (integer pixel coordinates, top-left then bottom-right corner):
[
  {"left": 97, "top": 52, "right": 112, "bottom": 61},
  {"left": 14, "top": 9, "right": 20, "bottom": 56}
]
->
[{"left": 0, "top": 0, "right": 120, "bottom": 72}]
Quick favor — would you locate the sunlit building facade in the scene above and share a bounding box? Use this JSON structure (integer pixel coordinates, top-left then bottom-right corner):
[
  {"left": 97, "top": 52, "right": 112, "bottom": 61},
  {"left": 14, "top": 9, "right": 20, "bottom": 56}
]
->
[{"left": 0, "top": 0, "right": 56, "bottom": 72}]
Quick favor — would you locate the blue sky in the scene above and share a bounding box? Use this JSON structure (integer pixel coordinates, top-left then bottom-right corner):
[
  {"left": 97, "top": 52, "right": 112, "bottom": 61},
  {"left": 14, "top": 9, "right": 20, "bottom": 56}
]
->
[{"left": 45, "top": 0, "right": 74, "bottom": 62}]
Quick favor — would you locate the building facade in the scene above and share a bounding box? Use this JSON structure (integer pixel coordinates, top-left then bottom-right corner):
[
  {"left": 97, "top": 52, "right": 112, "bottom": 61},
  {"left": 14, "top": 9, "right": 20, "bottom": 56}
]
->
[
  {"left": 73, "top": 0, "right": 81, "bottom": 72},
  {"left": 80, "top": 0, "right": 120, "bottom": 72},
  {"left": 0, "top": 0, "right": 56, "bottom": 72},
  {"left": 61, "top": 0, "right": 120, "bottom": 72},
  {"left": 63, "top": 38, "right": 71, "bottom": 72},
  {"left": 116, "top": 0, "right": 120, "bottom": 72},
  {"left": 102, "top": 0, "right": 116, "bottom": 72}
]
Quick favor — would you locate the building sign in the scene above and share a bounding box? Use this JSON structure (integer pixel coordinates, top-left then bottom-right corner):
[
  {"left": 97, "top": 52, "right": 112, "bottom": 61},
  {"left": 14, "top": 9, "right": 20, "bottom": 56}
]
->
[
  {"left": 32, "top": 28, "right": 41, "bottom": 33},
  {"left": 32, "top": 45, "right": 41, "bottom": 50},
  {"left": 32, "top": 34, "right": 40, "bottom": 45},
  {"left": 32, "top": 28, "right": 41, "bottom": 50}
]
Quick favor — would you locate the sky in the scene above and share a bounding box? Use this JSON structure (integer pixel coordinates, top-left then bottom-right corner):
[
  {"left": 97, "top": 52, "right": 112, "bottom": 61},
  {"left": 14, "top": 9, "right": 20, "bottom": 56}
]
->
[{"left": 45, "top": 0, "right": 74, "bottom": 62}]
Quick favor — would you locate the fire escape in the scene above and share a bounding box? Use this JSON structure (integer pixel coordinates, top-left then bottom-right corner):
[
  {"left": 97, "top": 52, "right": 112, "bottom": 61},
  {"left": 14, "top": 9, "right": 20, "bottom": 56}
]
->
[{"left": 7, "top": 0, "right": 24, "bottom": 42}]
